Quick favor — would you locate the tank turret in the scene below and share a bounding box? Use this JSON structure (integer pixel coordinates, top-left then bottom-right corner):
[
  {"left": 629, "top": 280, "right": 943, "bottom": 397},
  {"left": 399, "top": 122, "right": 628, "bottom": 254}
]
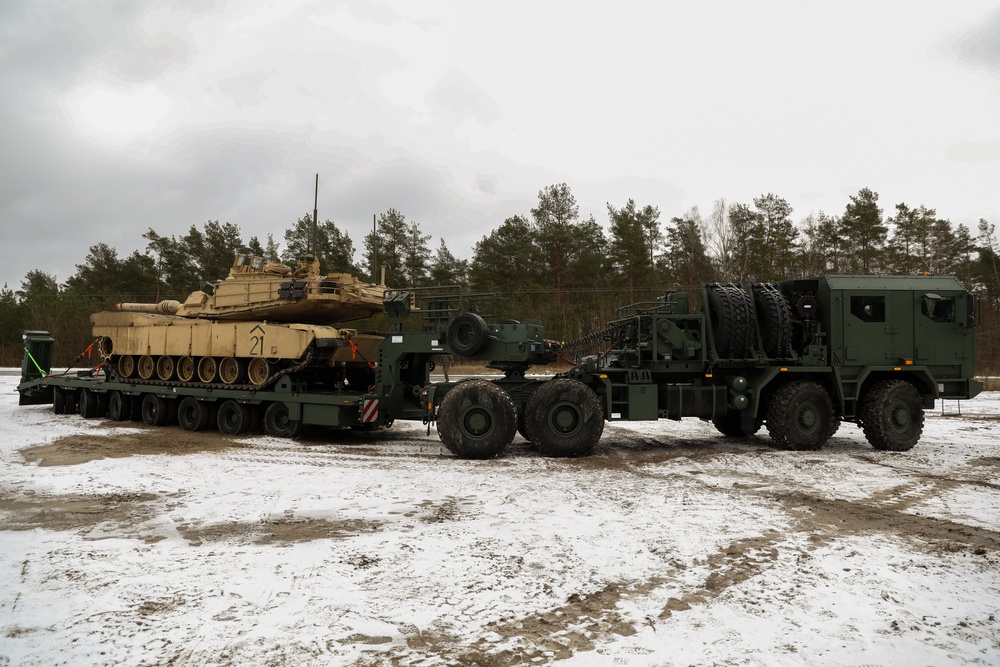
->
[{"left": 92, "top": 252, "right": 387, "bottom": 389}]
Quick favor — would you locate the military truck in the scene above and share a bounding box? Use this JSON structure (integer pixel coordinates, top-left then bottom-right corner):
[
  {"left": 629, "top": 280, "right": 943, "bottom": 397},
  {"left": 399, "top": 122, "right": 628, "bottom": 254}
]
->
[{"left": 18, "top": 274, "right": 981, "bottom": 459}]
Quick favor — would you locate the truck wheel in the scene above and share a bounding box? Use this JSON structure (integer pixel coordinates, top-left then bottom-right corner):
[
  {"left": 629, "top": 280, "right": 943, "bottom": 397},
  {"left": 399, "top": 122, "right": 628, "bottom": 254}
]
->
[
  {"left": 53, "top": 387, "right": 67, "bottom": 415},
  {"left": 524, "top": 378, "right": 604, "bottom": 457},
  {"left": 264, "top": 402, "right": 302, "bottom": 438},
  {"left": 217, "top": 399, "right": 252, "bottom": 435},
  {"left": 754, "top": 285, "right": 793, "bottom": 358},
  {"left": 141, "top": 394, "right": 173, "bottom": 426},
  {"left": 178, "top": 397, "right": 213, "bottom": 431},
  {"left": 766, "top": 381, "right": 833, "bottom": 450},
  {"left": 708, "top": 285, "right": 754, "bottom": 358},
  {"left": 108, "top": 391, "right": 133, "bottom": 421},
  {"left": 860, "top": 380, "right": 923, "bottom": 451},
  {"left": 447, "top": 312, "right": 489, "bottom": 356},
  {"left": 436, "top": 380, "right": 516, "bottom": 459},
  {"left": 712, "top": 411, "right": 760, "bottom": 437}
]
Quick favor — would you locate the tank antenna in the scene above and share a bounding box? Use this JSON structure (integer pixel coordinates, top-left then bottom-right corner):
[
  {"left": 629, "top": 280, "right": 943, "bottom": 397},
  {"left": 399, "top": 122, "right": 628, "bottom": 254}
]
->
[{"left": 311, "top": 173, "right": 319, "bottom": 257}]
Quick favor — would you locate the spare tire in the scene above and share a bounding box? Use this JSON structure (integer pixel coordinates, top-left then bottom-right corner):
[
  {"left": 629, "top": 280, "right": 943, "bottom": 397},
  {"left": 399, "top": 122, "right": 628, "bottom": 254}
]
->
[
  {"left": 447, "top": 312, "right": 490, "bottom": 356},
  {"left": 754, "top": 284, "right": 793, "bottom": 358},
  {"left": 708, "top": 285, "right": 754, "bottom": 358}
]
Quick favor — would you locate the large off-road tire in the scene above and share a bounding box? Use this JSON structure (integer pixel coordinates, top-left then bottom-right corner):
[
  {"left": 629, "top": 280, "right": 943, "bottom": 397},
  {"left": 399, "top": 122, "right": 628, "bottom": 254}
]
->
[
  {"left": 766, "top": 381, "right": 833, "bottom": 450},
  {"left": 217, "top": 399, "right": 252, "bottom": 435},
  {"left": 177, "top": 397, "right": 213, "bottom": 432},
  {"left": 53, "top": 387, "right": 67, "bottom": 415},
  {"left": 860, "top": 380, "right": 923, "bottom": 451},
  {"left": 141, "top": 394, "right": 173, "bottom": 426},
  {"left": 108, "top": 391, "right": 133, "bottom": 421},
  {"left": 264, "top": 402, "right": 302, "bottom": 438},
  {"left": 447, "top": 312, "right": 490, "bottom": 357},
  {"left": 707, "top": 285, "right": 755, "bottom": 358},
  {"left": 436, "top": 380, "right": 516, "bottom": 459},
  {"left": 754, "top": 284, "right": 793, "bottom": 358},
  {"left": 712, "top": 411, "right": 761, "bottom": 437},
  {"left": 523, "top": 378, "right": 604, "bottom": 457}
]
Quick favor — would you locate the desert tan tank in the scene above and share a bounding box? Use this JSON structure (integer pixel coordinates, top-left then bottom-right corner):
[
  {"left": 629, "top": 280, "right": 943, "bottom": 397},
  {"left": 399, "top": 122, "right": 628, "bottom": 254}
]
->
[{"left": 92, "top": 253, "right": 386, "bottom": 389}]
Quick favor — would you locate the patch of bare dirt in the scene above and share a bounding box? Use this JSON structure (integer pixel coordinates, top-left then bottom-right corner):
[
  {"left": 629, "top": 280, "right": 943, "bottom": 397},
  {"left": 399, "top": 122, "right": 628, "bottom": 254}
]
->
[
  {"left": 20, "top": 429, "right": 249, "bottom": 466},
  {"left": 0, "top": 491, "right": 160, "bottom": 540},
  {"left": 175, "top": 515, "right": 382, "bottom": 547}
]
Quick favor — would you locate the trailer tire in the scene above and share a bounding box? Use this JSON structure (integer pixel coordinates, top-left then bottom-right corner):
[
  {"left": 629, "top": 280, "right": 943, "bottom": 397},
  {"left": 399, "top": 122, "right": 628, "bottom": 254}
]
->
[
  {"left": 108, "top": 391, "right": 133, "bottom": 421},
  {"left": 860, "top": 380, "right": 923, "bottom": 451},
  {"left": 447, "top": 313, "right": 490, "bottom": 356},
  {"left": 754, "top": 284, "right": 793, "bottom": 358},
  {"left": 766, "top": 381, "right": 833, "bottom": 450},
  {"left": 524, "top": 378, "right": 604, "bottom": 457},
  {"left": 178, "top": 397, "right": 213, "bottom": 432},
  {"left": 217, "top": 399, "right": 252, "bottom": 435},
  {"left": 79, "top": 389, "right": 101, "bottom": 419},
  {"left": 708, "top": 285, "right": 754, "bottom": 358},
  {"left": 53, "top": 387, "right": 67, "bottom": 415},
  {"left": 264, "top": 402, "right": 302, "bottom": 438},
  {"left": 436, "top": 380, "right": 516, "bottom": 459},
  {"left": 141, "top": 394, "right": 173, "bottom": 426}
]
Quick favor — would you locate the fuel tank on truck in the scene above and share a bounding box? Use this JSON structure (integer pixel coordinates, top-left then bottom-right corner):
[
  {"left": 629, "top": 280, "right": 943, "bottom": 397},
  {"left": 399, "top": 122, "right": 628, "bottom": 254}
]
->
[{"left": 91, "top": 252, "right": 386, "bottom": 389}]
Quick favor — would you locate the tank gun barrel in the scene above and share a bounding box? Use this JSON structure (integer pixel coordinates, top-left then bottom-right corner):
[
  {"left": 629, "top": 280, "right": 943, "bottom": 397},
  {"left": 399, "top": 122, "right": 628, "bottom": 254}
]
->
[{"left": 116, "top": 300, "right": 181, "bottom": 315}]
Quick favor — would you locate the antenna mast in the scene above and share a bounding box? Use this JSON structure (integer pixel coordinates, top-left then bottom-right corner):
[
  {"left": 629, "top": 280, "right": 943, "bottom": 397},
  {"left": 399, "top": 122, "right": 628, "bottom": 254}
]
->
[{"left": 311, "top": 173, "right": 319, "bottom": 257}]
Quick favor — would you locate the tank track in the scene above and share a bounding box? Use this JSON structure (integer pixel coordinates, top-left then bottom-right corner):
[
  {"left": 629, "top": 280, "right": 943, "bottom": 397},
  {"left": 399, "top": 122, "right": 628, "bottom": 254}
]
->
[{"left": 107, "top": 349, "right": 326, "bottom": 392}]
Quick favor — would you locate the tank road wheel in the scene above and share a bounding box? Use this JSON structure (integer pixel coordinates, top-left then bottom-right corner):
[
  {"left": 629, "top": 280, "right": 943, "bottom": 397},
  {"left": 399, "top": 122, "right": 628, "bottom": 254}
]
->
[
  {"left": 108, "top": 391, "right": 134, "bottom": 421},
  {"left": 766, "top": 381, "right": 833, "bottom": 450},
  {"left": 447, "top": 312, "right": 490, "bottom": 356},
  {"left": 247, "top": 358, "right": 270, "bottom": 387},
  {"left": 53, "top": 387, "right": 68, "bottom": 415},
  {"left": 177, "top": 397, "right": 213, "bottom": 432},
  {"left": 117, "top": 355, "right": 135, "bottom": 379},
  {"left": 137, "top": 355, "right": 155, "bottom": 380},
  {"left": 523, "top": 378, "right": 605, "bottom": 457},
  {"left": 156, "top": 356, "right": 176, "bottom": 381},
  {"left": 707, "top": 285, "right": 755, "bottom": 359},
  {"left": 217, "top": 399, "right": 252, "bottom": 435},
  {"left": 218, "top": 358, "right": 245, "bottom": 385},
  {"left": 754, "top": 285, "right": 793, "bottom": 358},
  {"left": 860, "top": 380, "right": 924, "bottom": 452},
  {"left": 197, "top": 357, "right": 218, "bottom": 383},
  {"left": 436, "top": 380, "right": 516, "bottom": 459},
  {"left": 264, "top": 402, "right": 302, "bottom": 438},
  {"left": 176, "top": 356, "right": 195, "bottom": 383},
  {"left": 141, "top": 394, "right": 174, "bottom": 427}
]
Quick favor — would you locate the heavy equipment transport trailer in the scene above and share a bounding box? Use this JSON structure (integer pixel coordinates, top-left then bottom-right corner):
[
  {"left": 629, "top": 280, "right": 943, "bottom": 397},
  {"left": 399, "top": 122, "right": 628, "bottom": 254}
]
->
[{"left": 18, "top": 370, "right": 375, "bottom": 438}]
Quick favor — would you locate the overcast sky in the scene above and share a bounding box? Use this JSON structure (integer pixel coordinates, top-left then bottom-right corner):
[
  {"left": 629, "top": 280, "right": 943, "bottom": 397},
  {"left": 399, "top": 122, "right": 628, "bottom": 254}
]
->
[{"left": 2, "top": 1, "right": 1000, "bottom": 290}]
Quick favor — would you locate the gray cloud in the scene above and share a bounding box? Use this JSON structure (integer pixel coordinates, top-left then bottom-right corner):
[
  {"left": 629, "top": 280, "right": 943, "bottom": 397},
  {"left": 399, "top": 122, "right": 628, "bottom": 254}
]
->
[{"left": 947, "top": 7, "right": 1000, "bottom": 73}]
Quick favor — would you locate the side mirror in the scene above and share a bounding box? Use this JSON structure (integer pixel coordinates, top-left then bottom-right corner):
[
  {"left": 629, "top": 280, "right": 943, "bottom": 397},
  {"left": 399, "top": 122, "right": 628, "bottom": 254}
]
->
[{"left": 965, "top": 293, "right": 977, "bottom": 328}]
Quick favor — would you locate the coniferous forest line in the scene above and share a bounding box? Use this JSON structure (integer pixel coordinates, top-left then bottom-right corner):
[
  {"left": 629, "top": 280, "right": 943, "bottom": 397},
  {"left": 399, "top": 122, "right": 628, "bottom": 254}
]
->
[{"left": 3, "top": 183, "right": 999, "bottom": 375}]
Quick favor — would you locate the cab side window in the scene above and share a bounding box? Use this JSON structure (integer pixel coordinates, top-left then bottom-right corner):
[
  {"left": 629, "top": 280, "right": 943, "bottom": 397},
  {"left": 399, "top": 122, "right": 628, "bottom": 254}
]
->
[
  {"left": 850, "top": 295, "right": 885, "bottom": 322},
  {"left": 921, "top": 294, "right": 955, "bottom": 323}
]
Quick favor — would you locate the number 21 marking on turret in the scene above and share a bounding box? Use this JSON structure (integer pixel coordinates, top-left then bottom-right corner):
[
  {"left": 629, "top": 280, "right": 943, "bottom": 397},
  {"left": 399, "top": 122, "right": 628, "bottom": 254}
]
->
[{"left": 250, "top": 325, "right": 265, "bottom": 356}]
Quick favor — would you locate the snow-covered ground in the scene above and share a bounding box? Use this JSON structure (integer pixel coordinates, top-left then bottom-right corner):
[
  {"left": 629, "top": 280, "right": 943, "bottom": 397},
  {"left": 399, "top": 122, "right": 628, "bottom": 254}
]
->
[{"left": 1, "top": 374, "right": 998, "bottom": 666}]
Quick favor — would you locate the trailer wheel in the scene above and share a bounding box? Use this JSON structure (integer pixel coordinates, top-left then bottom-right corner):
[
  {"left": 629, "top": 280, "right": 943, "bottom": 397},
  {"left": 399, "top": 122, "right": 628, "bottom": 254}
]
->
[
  {"left": 436, "top": 380, "right": 516, "bottom": 459},
  {"left": 708, "top": 285, "right": 754, "bottom": 358},
  {"left": 860, "top": 380, "right": 923, "bottom": 451},
  {"left": 217, "top": 399, "right": 252, "bottom": 435},
  {"left": 53, "top": 387, "right": 67, "bottom": 415},
  {"left": 108, "top": 391, "right": 133, "bottom": 421},
  {"left": 264, "top": 402, "right": 302, "bottom": 438},
  {"left": 754, "top": 285, "right": 793, "bottom": 358},
  {"left": 178, "top": 397, "right": 213, "bottom": 431},
  {"left": 141, "top": 394, "right": 173, "bottom": 426},
  {"left": 79, "top": 389, "right": 101, "bottom": 419},
  {"left": 766, "top": 381, "right": 833, "bottom": 450},
  {"left": 447, "top": 313, "right": 490, "bottom": 356},
  {"left": 524, "top": 378, "right": 604, "bottom": 457}
]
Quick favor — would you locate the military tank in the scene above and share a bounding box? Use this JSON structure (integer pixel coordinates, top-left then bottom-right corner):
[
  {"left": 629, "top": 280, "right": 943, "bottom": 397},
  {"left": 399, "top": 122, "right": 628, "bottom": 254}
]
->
[{"left": 92, "top": 252, "right": 386, "bottom": 389}]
